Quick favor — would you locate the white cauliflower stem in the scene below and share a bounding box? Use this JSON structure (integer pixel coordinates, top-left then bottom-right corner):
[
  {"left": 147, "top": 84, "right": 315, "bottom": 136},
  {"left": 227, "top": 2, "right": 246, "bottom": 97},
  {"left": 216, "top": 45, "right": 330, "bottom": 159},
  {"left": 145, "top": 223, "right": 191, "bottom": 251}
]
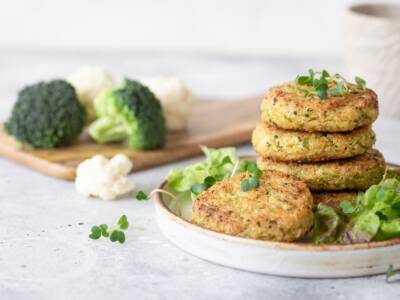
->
[
  {"left": 75, "top": 154, "right": 134, "bottom": 200},
  {"left": 140, "top": 77, "right": 195, "bottom": 131},
  {"left": 67, "top": 66, "right": 115, "bottom": 122}
]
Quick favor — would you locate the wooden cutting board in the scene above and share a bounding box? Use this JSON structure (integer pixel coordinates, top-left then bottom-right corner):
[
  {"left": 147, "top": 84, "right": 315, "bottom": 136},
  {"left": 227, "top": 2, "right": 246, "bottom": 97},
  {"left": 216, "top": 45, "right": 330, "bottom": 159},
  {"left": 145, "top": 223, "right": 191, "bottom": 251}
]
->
[{"left": 0, "top": 97, "right": 261, "bottom": 180}]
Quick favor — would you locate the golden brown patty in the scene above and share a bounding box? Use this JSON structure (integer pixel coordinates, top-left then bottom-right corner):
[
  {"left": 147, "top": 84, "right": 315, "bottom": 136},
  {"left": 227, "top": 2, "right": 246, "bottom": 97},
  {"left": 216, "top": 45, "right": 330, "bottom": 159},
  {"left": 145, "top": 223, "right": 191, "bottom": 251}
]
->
[
  {"left": 257, "top": 149, "right": 385, "bottom": 191},
  {"left": 261, "top": 82, "right": 379, "bottom": 132},
  {"left": 252, "top": 123, "right": 375, "bottom": 162},
  {"left": 192, "top": 171, "right": 313, "bottom": 242},
  {"left": 312, "top": 191, "right": 358, "bottom": 211}
]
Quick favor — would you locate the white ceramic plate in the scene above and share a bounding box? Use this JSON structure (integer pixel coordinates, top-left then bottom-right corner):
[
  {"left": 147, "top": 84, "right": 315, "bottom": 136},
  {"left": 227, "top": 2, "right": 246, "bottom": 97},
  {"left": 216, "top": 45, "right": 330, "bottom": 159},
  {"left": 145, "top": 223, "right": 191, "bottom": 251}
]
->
[{"left": 153, "top": 161, "right": 400, "bottom": 278}]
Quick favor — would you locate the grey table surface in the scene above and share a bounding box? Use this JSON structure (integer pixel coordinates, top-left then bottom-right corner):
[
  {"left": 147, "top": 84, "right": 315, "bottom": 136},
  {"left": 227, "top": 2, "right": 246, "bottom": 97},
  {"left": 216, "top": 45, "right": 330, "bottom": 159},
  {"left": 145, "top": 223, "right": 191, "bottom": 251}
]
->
[{"left": 0, "top": 49, "right": 400, "bottom": 300}]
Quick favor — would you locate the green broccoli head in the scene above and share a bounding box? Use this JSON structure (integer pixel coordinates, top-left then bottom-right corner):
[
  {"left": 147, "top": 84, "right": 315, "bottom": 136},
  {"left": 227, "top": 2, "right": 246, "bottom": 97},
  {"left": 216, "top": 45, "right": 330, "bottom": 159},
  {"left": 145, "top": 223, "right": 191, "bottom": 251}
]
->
[
  {"left": 5, "top": 79, "right": 86, "bottom": 148},
  {"left": 88, "top": 79, "right": 166, "bottom": 150}
]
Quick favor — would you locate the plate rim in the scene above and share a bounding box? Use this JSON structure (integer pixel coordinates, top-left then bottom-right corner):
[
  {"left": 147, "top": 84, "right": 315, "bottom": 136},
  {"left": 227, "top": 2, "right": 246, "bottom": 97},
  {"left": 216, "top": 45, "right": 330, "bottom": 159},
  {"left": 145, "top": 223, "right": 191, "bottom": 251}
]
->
[{"left": 153, "top": 159, "right": 400, "bottom": 252}]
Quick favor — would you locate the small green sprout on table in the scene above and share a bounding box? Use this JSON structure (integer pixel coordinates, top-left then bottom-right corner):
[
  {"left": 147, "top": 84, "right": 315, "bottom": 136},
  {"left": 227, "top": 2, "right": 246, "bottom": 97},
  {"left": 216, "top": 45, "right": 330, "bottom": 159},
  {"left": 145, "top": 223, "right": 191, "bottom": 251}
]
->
[
  {"left": 135, "top": 191, "right": 150, "bottom": 201},
  {"left": 89, "top": 215, "right": 129, "bottom": 244}
]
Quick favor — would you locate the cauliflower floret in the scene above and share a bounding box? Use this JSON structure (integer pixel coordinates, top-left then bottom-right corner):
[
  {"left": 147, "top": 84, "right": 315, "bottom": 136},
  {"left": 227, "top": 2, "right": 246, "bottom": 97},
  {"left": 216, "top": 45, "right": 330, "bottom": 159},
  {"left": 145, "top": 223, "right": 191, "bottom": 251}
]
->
[
  {"left": 140, "top": 77, "right": 195, "bottom": 131},
  {"left": 67, "top": 66, "right": 115, "bottom": 122},
  {"left": 75, "top": 154, "right": 134, "bottom": 200}
]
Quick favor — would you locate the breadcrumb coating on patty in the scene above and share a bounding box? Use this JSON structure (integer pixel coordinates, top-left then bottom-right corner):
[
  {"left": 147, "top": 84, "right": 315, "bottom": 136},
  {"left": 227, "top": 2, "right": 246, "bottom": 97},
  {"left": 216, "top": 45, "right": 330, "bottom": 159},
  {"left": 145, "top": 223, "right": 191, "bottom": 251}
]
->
[
  {"left": 261, "top": 81, "right": 378, "bottom": 133},
  {"left": 252, "top": 123, "right": 375, "bottom": 162},
  {"left": 192, "top": 171, "right": 313, "bottom": 242},
  {"left": 257, "top": 149, "right": 385, "bottom": 191}
]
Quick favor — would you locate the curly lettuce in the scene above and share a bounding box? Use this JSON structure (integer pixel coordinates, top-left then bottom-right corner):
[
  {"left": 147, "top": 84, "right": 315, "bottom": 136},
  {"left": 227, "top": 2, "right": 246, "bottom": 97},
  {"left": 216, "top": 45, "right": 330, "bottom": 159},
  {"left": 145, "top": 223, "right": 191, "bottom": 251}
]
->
[
  {"left": 167, "top": 146, "right": 238, "bottom": 194},
  {"left": 308, "top": 204, "right": 345, "bottom": 244},
  {"left": 340, "top": 178, "right": 400, "bottom": 243}
]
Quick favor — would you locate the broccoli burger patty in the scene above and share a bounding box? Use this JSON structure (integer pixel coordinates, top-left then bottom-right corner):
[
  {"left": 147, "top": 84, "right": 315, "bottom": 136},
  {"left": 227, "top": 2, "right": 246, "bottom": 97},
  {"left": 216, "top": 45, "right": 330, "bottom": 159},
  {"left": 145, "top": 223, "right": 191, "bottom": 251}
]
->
[
  {"left": 192, "top": 171, "right": 313, "bottom": 242},
  {"left": 261, "top": 82, "right": 379, "bottom": 132},
  {"left": 257, "top": 149, "right": 385, "bottom": 191},
  {"left": 252, "top": 123, "right": 375, "bottom": 162}
]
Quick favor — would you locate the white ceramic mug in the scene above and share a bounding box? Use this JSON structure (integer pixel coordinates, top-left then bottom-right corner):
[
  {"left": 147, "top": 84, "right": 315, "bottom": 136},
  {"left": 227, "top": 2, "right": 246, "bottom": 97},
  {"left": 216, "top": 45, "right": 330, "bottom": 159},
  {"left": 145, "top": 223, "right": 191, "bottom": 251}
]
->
[{"left": 344, "top": 3, "right": 400, "bottom": 118}]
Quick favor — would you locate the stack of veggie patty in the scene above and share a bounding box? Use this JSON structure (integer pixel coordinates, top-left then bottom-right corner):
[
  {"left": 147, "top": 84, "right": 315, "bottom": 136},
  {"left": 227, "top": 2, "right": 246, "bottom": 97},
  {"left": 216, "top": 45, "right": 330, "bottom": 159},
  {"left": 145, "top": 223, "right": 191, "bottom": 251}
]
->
[{"left": 252, "top": 81, "right": 385, "bottom": 207}]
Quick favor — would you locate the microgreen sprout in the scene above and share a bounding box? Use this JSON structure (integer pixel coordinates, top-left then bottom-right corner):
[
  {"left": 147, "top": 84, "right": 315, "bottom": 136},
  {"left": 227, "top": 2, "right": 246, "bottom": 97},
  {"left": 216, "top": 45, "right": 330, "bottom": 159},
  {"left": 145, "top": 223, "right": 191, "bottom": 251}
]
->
[
  {"left": 118, "top": 215, "right": 129, "bottom": 229},
  {"left": 240, "top": 161, "right": 262, "bottom": 192},
  {"left": 248, "top": 176, "right": 260, "bottom": 189},
  {"left": 191, "top": 175, "right": 217, "bottom": 196},
  {"left": 238, "top": 160, "right": 250, "bottom": 172},
  {"left": 241, "top": 179, "right": 250, "bottom": 192},
  {"left": 386, "top": 264, "right": 400, "bottom": 283},
  {"left": 355, "top": 76, "right": 366, "bottom": 90},
  {"left": 89, "top": 215, "right": 129, "bottom": 244},
  {"left": 190, "top": 183, "right": 208, "bottom": 195},
  {"left": 135, "top": 191, "right": 149, "bottom": 201},
  {"left": 246, "top": 162, "right": 258, "bottom": 173},
  {"left": 135, "top": 189, "right": 179, "bottom": 202},
  {"left": 295, "top": 69, "right": 367, "bottom": 99}
]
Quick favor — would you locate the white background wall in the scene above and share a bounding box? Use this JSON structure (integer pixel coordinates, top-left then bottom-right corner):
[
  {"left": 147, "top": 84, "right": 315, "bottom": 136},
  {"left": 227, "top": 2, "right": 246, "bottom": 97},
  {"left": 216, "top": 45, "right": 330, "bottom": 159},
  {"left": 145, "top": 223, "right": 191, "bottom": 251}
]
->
[{"left": 1, "top": 0, "right": 398, "bottom": 56}]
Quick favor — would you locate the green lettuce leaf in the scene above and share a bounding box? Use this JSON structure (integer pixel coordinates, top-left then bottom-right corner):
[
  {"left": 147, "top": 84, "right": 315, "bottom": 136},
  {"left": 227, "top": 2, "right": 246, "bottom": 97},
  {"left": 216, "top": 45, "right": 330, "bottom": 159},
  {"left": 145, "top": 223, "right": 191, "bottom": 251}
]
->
[
  {"left": 166, "top": 146, "right": 238, "bottom": 197},
  {"left": 351, "top": 211, "right": 381, "bottom": 242},
  {"left": 380, "top": 219, "right": 400, "bottom": 239},
  {"left": 309, "top": 204, "right": 346, "bottom": 244},
  {"left": 341, "top": 178, "right": 400, "bottom": 243}
]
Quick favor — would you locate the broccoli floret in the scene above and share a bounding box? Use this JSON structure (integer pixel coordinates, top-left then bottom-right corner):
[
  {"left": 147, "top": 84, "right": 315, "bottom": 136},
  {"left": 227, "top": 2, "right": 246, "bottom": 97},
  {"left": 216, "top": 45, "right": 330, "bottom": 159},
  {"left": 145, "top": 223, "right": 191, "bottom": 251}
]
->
[
  {"left": 5, "top": 80, "right": 86, "bottom": 148},
  {"left": 88, "top": 79, "right": 166, "bottom": 150}
]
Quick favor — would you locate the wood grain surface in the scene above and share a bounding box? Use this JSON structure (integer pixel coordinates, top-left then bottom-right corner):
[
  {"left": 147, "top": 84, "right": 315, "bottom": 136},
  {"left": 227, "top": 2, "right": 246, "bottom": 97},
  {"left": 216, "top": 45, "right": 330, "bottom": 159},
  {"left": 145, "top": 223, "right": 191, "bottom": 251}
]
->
[{"left": 0, "top": 97, "right": 261, "bottom": 180}]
